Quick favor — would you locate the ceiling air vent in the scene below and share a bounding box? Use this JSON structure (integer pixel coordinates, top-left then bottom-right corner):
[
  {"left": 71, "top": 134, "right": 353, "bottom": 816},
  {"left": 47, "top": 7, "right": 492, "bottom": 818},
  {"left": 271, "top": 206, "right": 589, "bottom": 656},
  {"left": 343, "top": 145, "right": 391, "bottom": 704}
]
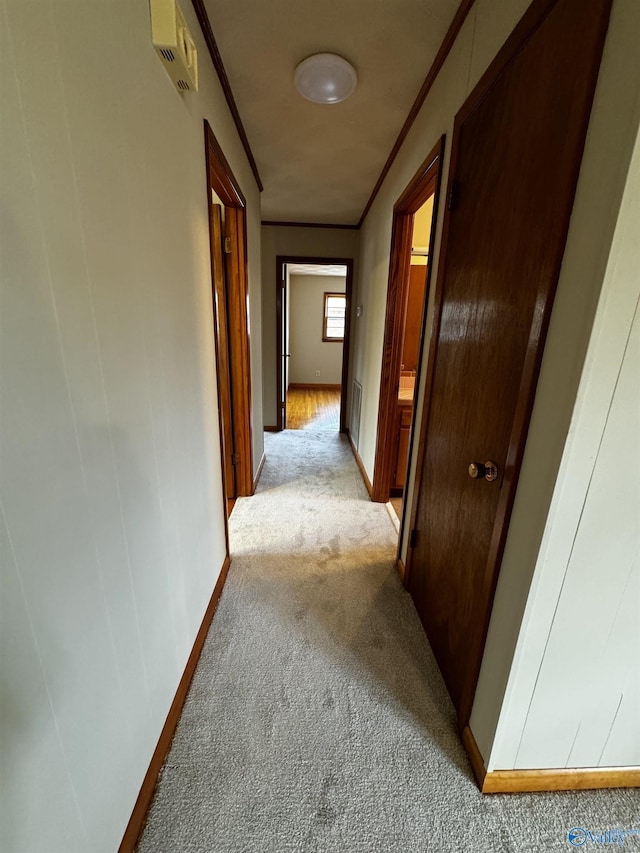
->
[{"left": 150, "top": 0, "right": 198, "bottom": 93}]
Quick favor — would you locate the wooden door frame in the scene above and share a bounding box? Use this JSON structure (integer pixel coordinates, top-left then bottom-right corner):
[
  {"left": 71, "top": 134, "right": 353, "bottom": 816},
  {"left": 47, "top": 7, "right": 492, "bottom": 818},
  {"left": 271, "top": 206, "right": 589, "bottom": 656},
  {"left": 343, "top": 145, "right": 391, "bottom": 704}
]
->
[
  {"left": 403, "top": 0, "right": 612, "bottom": 730},
  {"left": 204, "top": 120, "right": 254, "bottom": 497},
  {"left": 371, "top": 137, "right": 445, "bottom": 504},
  {"left": 275, "top": 256, "right": 354, "bottom": 433}
]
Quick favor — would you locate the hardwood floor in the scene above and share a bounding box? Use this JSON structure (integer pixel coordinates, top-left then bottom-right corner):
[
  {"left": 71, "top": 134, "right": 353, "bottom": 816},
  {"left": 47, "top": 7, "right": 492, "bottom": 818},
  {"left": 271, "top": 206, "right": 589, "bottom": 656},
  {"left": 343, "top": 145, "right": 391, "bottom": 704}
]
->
[{"left": 286, "top": 385, "right": 341, "bottom": 431}]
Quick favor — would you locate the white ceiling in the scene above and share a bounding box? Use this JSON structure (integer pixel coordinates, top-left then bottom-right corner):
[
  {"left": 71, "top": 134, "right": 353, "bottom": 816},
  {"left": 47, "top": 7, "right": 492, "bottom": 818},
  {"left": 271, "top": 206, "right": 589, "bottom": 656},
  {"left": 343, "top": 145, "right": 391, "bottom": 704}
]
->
[
  {"left": 202, "top": 0, "right": 461, "bottom": 225},
  {"left": 288, "top": 264, "right": 347, "bottom": 277}
]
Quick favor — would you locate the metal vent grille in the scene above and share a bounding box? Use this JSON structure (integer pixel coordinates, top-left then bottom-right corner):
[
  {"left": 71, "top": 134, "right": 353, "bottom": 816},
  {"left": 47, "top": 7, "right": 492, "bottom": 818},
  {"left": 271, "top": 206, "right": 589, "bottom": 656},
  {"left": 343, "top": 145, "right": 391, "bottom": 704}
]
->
[
  {"left": 176, "top": 79, "right": 190, "bottom": 90},
  {"left": 350, "top": 379, "right": 362, "bottom": 450},
  {"left": 160, "top": 48, "right": 175, "bottom": 62}
]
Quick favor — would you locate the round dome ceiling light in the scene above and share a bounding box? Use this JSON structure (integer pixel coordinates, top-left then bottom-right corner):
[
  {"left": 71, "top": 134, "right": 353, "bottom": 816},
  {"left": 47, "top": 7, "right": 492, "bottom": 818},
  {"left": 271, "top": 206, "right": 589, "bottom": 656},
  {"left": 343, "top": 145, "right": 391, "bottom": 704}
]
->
[{"left": 294, "top": 53, "right": 357, "bottom": 104}]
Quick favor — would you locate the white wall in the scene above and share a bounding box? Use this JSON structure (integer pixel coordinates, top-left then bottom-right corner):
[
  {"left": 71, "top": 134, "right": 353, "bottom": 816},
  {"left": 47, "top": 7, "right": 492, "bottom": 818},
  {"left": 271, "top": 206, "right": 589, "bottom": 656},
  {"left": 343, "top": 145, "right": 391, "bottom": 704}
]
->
[
  {"left": 411, "top": 196, "right": 434, "bottom": 266},
  {"left": 351, "top": 0, "right": 640, "bottom": 769},
  {"left": 0, "top": 1, "right": 262, "bottom": 851},
  {"left": 481, "top": 119, "right": 640, "bottom": 772},
  {"left": 289, "top": 275, "right": 346, "bottom": 385},
  {"left": 261, "top": 225, "right": 359, "bottom": 427}
]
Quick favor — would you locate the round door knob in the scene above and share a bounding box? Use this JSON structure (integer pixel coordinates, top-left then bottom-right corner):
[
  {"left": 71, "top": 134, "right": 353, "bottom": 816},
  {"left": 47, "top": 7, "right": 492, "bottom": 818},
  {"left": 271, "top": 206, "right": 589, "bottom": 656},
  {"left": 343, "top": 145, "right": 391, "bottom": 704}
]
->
[
  {"left": 468, "top": 462, "right": 486, "bottom": 479},
  {"left": 468, "top": 461, "right": 498, "bottom": 482}
]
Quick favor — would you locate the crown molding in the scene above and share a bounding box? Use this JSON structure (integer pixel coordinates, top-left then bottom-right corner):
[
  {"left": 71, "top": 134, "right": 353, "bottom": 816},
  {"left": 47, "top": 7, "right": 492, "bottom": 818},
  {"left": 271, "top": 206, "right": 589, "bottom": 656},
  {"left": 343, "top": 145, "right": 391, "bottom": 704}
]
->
[
  {"left": 358, "top": 0, "right": 477, "bottom": 227},
  {"left": 262, "top": 220, "right": 359, "bottom": 230},
  {"left": 191, "top": 0, "right": 263, "bottom": 192}
]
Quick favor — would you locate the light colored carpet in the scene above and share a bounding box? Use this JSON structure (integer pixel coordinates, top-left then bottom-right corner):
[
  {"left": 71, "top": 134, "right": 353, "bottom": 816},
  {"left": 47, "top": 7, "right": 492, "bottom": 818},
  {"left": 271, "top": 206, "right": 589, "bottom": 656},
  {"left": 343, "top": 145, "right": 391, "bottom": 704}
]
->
[{"left": 138, "top": 431, "right": 639, "bottom": 852}]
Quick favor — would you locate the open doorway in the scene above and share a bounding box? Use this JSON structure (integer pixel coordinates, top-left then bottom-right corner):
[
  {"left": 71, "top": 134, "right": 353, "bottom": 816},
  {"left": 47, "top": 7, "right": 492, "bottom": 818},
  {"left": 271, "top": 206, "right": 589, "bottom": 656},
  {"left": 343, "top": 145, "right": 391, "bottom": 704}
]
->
[
  {"left": 208, "top": 198, "right": 236, "bottom": 516},
  {"left": 371, "top": 137, "right": 445, "bottom": 527},
  {"left": 388, "top": 197, "right": 434, "bottom": 521},
  {"left": 275, "top": 256, "right": 353, "bottom": 433}
]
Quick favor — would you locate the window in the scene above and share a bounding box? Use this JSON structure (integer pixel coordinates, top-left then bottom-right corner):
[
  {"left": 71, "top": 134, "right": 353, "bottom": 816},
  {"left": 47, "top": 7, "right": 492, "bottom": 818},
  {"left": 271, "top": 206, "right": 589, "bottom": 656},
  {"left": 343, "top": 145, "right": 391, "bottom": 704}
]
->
[{"left": 323, "top": 292, "right": 346, "bottom": 342}]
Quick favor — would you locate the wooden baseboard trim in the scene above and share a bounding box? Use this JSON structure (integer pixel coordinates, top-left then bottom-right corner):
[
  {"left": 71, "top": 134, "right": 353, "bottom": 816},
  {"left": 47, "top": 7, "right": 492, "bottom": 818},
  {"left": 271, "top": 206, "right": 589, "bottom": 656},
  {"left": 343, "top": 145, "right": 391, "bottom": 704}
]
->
[
  {"left": 253, "top": 452, "right": 266, "bottom": 491},
  {"left": 396, "top": 557, "right": 406, "bottom": 582},
  {"left": 264, "top": 425, "right": 278, "bottom": 432},
  {"left": 346, "top": 429, "right": 373, "bottom": 497},
  {"left": 118, "top": 554, "right": 232, "bottom": 851},
  {"left": 462, "top": 725, "right": 640, "bottom": 793},
  {"left": 462, "top": 725, "right": 488, "bottom": 790},
  {"left": 483, "top": 766, "right": 640, "bottom": 794},
  {"left": 288, "top": 383, "right": 342, "bottom": 390}
]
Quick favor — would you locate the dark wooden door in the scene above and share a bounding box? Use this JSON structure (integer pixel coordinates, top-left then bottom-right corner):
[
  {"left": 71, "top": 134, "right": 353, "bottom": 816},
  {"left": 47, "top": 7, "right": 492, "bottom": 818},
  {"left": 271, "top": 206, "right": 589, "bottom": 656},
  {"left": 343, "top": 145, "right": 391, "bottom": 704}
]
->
[
  {"left": 210, "top": 204, "right": 236, "bottom": 501},
  {"left": 407, "top": 0, "right": 611, "bottom": 722}
]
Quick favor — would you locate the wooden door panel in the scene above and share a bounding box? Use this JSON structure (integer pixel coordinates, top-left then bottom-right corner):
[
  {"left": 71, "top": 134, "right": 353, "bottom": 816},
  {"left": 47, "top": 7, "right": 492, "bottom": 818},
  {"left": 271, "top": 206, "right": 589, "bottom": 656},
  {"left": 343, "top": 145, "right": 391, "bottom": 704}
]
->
[
  {"left": 408, "top": 0, "right": 612, "bottom": 718},
  {"left": 224, "top": 207, "right": 254, "bottom": 494}
]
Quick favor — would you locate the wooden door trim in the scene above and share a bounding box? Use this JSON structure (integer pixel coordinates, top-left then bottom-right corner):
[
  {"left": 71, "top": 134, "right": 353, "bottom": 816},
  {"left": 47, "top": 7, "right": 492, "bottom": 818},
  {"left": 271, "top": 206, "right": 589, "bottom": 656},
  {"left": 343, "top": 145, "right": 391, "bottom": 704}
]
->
[
  {"left": 275, "top": 257, "right": 286, "bottom": 432},
  {"left": 403, "top": 0, "right": 613, "bottom": 729},
  {"left": 204, "top": 121, "right": 246, "bottom": 208},
  {"left": 275, "top": 255, "right": 354, "bottom": 434},
  {"left": 371, "top": 137, "right": 445, "bottom": 504},
  {"left": 204, "top": 120, "right": 254, "bottom": 497}
]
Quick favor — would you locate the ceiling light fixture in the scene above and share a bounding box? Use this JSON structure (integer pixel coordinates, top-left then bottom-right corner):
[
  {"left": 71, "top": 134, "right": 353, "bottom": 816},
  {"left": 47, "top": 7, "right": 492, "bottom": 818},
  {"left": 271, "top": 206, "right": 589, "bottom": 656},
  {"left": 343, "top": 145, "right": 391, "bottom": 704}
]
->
[{"left": 294, "top": 53, "right": 357, "bottom": 104}]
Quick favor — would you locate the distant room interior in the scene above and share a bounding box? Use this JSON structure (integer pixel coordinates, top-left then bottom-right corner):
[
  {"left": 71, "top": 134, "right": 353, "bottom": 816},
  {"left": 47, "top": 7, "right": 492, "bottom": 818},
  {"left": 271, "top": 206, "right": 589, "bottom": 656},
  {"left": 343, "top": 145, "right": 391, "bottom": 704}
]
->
[{"left": 283, "top": 263, "right": 347, "bottom": 430}]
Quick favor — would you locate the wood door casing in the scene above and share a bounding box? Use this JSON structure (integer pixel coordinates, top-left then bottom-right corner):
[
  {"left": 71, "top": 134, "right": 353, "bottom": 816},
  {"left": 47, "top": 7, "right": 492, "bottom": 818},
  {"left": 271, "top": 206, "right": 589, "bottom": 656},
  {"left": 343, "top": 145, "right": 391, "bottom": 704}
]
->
[
  {"left": 210, "top": 205, "right": 235, "bottom": 500},
  {"left": 275, "top": 256, "right": 354, "bottom": 434},
  {"left": 276, "top": 260, "right": 287, "bottom": 430},
  {"left": 406, "top": 0, "right": 613, "bottom": 725},
  {"left": 204, "top": 121, "right": 254, "bottom": 497},
  {"left": 372, "top": 138, "right": 445, "bottom": 505}
]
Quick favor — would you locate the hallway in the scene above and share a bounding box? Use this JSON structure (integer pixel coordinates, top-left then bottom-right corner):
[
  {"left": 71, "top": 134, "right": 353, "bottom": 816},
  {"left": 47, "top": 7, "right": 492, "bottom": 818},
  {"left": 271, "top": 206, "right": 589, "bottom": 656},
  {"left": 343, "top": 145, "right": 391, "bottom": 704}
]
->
[
  {"left": 2, "top": 1, "right": 639, "bottom": 847},
  {"left": 137, "top": 432, "right": 638, "bottom": 852}
]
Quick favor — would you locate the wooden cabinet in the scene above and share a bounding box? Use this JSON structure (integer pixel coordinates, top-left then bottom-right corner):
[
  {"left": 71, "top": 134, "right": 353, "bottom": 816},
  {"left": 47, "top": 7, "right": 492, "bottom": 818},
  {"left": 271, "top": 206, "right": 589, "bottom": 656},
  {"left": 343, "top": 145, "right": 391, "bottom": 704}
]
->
[
  {"left": 391, "top": 401, "right": 413, "bottom": 493},
  {"left": 401, "top": 265, "right": 428, "bottom": 371}
]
